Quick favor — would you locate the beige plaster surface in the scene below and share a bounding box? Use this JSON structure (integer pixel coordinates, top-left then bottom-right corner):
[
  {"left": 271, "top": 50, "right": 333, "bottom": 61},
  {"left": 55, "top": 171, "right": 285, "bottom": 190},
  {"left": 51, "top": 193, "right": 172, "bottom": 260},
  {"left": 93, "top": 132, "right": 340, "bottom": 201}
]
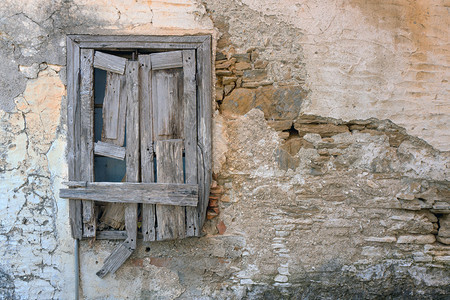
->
[{"left": 241, "top": 0, "right": 449, "bottom": 151}]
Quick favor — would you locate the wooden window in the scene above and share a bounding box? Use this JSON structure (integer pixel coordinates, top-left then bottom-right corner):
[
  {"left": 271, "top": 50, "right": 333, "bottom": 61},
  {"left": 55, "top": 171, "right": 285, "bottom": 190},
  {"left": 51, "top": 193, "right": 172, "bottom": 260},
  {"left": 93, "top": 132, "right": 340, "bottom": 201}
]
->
[{"left": 61, "top": 36, "right": 212, "bottom": 277}]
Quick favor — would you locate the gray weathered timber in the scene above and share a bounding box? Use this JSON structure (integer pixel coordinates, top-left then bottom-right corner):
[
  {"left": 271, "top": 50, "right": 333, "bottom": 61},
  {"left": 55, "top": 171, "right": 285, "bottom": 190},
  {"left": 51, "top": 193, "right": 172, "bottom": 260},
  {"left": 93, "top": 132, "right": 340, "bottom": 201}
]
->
[
  {"left": 102, "top": 72, "right": 127, "bottom": 144},
  {"left": 183, "top": 50, "right": 199, "bottom": 237},
  {"left": 196, "top": 37, "right": 212, "bottom": 232},
  {"left": 72, "top": 35, "right": 209, "bottom": 44},
  {"left": 96, "top": 243, "right": 133, "bottom": 278},
  {"left": 97, "top": 61, "right": 140, "bottom": 278},
  {"left": 59, "top": 183, "right": 198, "bottom": 206},
  {"left": 62, "top": 181, "right": 87, "bottom": 188},
  {"left": 156, "top": 140, "right": 186, "bottom": 240},
  {"left": 78, "top": 42, "right": 202, "bottom": 50},
  {"left": 80, "top": 48, "right": 96, "bottom": 238},
  {"left": 67, "top": 37, "right": 82, "bottom": 239},
  {"left": 150, "top": 51, "right": 183, "bottom": 70},
  {"left": 138, "top": 54, "right": 156, "bottom": 242},
  {"left": 152, "top": 68, "right": 184, "bottom": 139},
  {"left": 94, "top": 141, "right": 126, "bottom": 160},
  {"left": 124, "top": 59, "right": 139, "bottom": 266},
  {"left": 106, "top": 72, "right": 127, "bottom": 146},
  {"left": 94, "top": 51, "right": 126, "bottom": 74},
  {"left": 96, "top": 231, "right": 127, "bottom": 240},
  {"left": 71, "top": 35, "right": 209, "bottom": 50}
]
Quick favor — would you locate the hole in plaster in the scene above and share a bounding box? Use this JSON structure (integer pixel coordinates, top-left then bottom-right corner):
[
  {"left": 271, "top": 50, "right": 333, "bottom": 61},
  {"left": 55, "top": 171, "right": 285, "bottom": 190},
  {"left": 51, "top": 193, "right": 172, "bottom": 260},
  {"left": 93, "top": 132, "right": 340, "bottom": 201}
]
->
[{"left": 283, "top": 124, "right": 300, "bottom": 140}]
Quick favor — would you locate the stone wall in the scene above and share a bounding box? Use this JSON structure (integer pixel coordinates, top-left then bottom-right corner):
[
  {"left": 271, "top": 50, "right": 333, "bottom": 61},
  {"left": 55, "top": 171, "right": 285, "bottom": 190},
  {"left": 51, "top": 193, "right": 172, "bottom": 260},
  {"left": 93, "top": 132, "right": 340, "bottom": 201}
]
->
[{"left": 0, "top": 0, "right": 449, "bottom": 299}]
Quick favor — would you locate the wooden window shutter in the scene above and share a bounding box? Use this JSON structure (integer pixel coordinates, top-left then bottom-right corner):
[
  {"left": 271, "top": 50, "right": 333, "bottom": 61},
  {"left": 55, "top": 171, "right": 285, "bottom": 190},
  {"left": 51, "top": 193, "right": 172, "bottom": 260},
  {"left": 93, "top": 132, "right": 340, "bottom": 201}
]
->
[{"left": 62, "top": 35, "right": 212, "bottom": 278}]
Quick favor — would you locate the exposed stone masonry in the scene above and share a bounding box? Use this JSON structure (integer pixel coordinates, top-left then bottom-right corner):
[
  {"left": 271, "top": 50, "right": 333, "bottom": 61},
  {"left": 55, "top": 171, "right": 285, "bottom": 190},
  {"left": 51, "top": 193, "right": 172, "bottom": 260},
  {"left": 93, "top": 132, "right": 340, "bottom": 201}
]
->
[{"left": 208, "top": 109, "right": 449, "bottom": 297}]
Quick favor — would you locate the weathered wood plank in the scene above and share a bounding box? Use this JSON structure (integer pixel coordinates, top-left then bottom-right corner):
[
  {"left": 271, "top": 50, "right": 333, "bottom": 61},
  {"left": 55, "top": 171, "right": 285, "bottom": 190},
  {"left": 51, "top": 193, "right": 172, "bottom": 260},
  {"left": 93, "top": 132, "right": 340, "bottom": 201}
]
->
[
  {"left": 66, "top": 37, "right": 82, "bottom": 239},
  {"left": 96, "top": 230, "right": 127, "bottom": 240},
  {"left": 94, "top": 141, "right": 126, "bottom": 160},
  {"left": 97, "top": 60, "right": 140, "bottom": 278},
  {"left": 72, "top": 35, "right": 209, "bottom": 44},
  {"left": 138, "top": 54, "right": 156, "bottom": 242},
  {"left": 124, "top": 59, "right": 139, "bottom": 266},
  {"left": 156, "top": 140, "right": 186, "bottom": 240},
  {"left": 196, "top": 37, "right": 213, "bottom": 233},
  {"left": 60, "top": 183, "right": 198, "bottom": 206},
  {"left": 72, "top": 35, "right": 209, "bottom": 50},
  {"left": 96, "top": 242, "right": 133, "bottom": 278},
  {"left": 97, "top": 70, "right": 127, "bottom": 229},
  {"left": 102, "top": 72, "right": 127, "bottom": 143},
  {"left": 94, "top": 51, "right": 126, "bottom": 74},
  {"left": 183, "top": 50, "right": 198, "bottom": 237},
  {"left": 150, "top": 51, "right": 183, "bottom": 70},
  {"left": 79, "top": 42, "right": 203, "bottom": 50},
  {"left": 62, "top": 181, "right": 87, "bottom": 188},
  {"left": 152, "top": 69, "right": 183, "bottom": 138},
  {"left": 80, "top": 48, "right": 96, "bottom": 238}
]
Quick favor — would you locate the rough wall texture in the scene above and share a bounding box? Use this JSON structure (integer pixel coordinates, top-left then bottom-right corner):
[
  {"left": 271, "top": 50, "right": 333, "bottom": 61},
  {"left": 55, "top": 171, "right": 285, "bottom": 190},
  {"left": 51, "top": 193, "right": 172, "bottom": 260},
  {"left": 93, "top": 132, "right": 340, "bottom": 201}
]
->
[{"left": 0, "top": 0, "right": 449, "bottom": 299}]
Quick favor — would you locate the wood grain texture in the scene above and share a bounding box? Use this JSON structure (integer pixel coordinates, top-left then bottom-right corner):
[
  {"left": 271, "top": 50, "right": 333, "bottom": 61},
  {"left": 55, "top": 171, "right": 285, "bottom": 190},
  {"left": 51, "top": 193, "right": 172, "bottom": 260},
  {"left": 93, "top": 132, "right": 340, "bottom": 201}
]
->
[
  {"left": 182, "top": 50, "right": 199, "bottom": 237},
  {"left": 138, "top": 54, "right": 156, "bottom": 242},
  {"left": 97, "top": 61, "right": 139, "bottom": 278},
  {"left": 71, "top": 35, "right": 209, "bottom": 50},
  {"left": 60, "top": 183, "right": 198, "bottom": 206},
  {"left": 63, "top": 181, "right": 87, "bottom": 188},
  {"left": 72, "top": 35, "right": 209, "bottom": 44},
  {"left": 150, "top": 51, "right": 183, "bottom": 70},
  {"left": 66, "top": 37, "right": 82, "bottom": 239},
  {"left": 102, "top": 72, "right": 127, "bottom": 145},
  {"left": 96, "top": 230, "right": 127, "bottom": 240},
  {"left": 124, "top": 59, "right": 139, "bottom": 266},
  {"left": 156, "top": 140, "right": 186, "bottom": 240},
  {"left": 94, "top": 51, "right": 126, "bottom": 74},
  {"left": 152, "top": 68, "right": 184, "bottom": 139},
  {"left": 80, "top": 48, "right": 96, "bottom": 238},
  {"left": 94, "top": 141, "right": 126, "bottom": 160},
  {"left": 96, "top": 243, "right": 133, "bottom": 278},
  {"left": 196, "top": 37, "right": 213, "bottom": 233}
]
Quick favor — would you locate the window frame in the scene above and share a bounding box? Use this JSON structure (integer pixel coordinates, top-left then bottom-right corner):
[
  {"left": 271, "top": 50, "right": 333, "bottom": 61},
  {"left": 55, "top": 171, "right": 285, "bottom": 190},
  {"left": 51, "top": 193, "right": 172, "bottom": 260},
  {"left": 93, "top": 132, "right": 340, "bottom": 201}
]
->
[{"left": 66, "top": 35, "right": 212, "bottom": 241}]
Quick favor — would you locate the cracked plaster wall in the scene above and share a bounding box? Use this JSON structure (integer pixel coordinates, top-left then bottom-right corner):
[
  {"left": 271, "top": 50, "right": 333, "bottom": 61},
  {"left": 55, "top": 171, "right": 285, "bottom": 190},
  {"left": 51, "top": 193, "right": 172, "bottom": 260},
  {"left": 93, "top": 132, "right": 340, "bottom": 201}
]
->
[{"left": 0, "top": 0, "right": 449, "bottom": 299}]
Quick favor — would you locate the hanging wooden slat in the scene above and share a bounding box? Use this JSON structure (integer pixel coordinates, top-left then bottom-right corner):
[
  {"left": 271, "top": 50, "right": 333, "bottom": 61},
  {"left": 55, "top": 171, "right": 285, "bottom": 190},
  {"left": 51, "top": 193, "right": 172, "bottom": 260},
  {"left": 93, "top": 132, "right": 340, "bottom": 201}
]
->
[
  {"left": 98, "top": 70, "right": 127, "bottom": 235},
  {"left": 155, "top": 140, "right": 186, "bottom": 240},
  {"left": 124, "top": 59, "right": 140, "bottom": 250},
  {"left": 102, "top": 72, "right": 127, "bottom": 144},
  {"left": 66, "top": 37, "right": 82, "bottom": 239},
  {"left": 94, "top": 141, "right": 126, "bottom": 160},
  {"left": 94, "top": 51, "right": 127, "bottom": 74},
  {"left": 80, "top": 48, "right": 96, "bottom": 238},
  {"left": 139, "top": 54, "right": 156, "bottom": 242},
  {"left": 182, "top": 50, "right": 198, "bottom": 237},
  {"left": 97, "top": 61, "right": 139, "bottom": 278},
  {"left": 150, "top": 51, "right": 183, "bottom": 70}
]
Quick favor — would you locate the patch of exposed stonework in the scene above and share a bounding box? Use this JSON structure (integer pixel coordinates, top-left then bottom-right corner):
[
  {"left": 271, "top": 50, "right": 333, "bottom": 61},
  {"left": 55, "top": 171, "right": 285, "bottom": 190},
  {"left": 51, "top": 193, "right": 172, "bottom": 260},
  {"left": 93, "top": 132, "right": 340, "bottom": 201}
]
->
[{"left": 208, "top": 109, "right": 449, "bottom": 297}]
